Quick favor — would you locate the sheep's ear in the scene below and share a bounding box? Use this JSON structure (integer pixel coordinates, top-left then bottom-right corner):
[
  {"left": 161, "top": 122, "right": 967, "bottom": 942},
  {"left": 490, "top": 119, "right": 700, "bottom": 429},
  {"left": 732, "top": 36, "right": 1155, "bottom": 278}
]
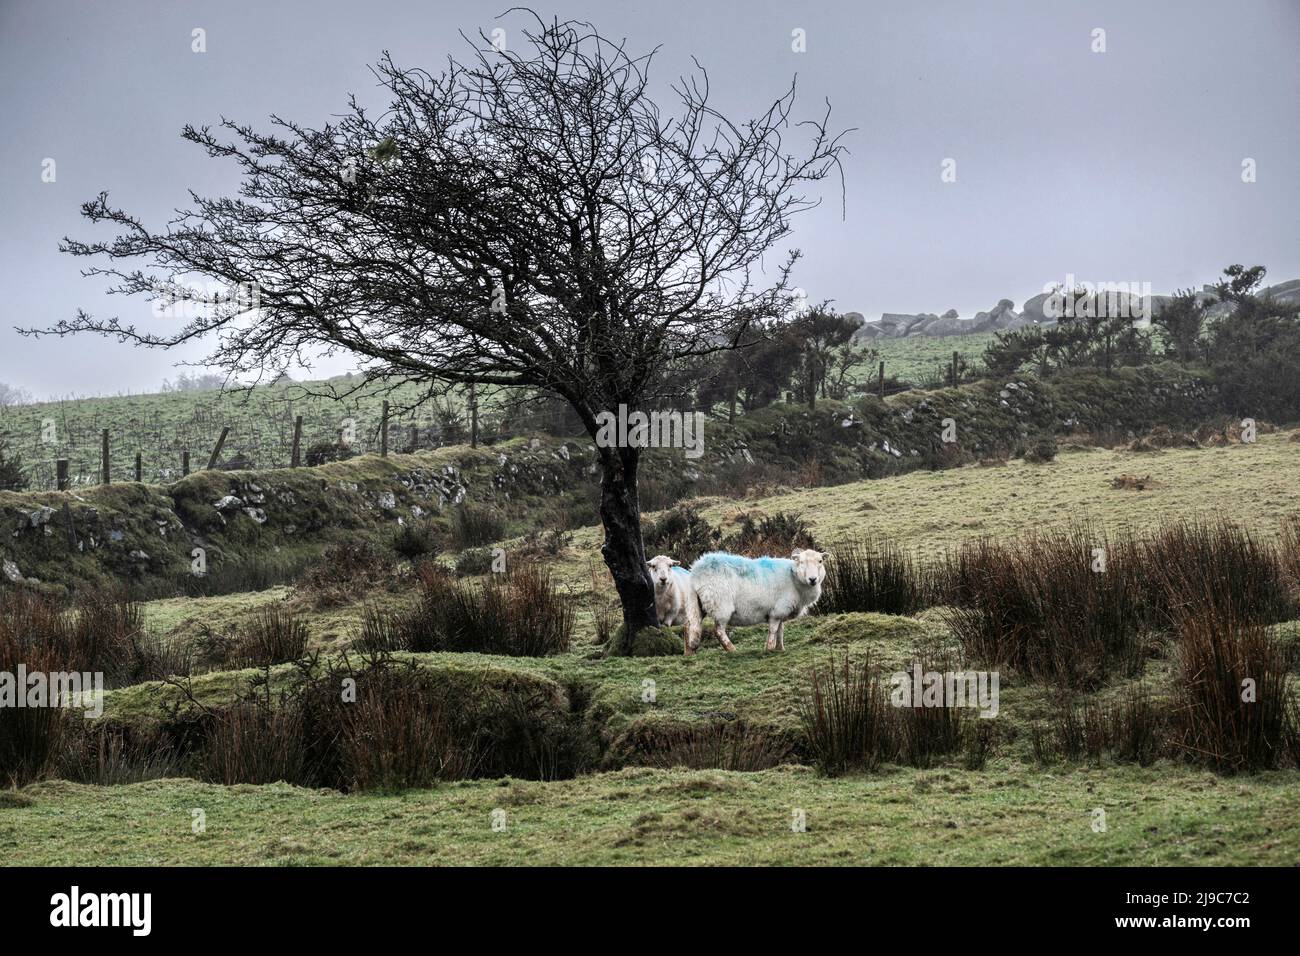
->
[
  {"left": 670, "top": 559, "right": 680, "bottom": 566},
  {"left": 791, "top": 548, "right": 804, "bottom": 559}
]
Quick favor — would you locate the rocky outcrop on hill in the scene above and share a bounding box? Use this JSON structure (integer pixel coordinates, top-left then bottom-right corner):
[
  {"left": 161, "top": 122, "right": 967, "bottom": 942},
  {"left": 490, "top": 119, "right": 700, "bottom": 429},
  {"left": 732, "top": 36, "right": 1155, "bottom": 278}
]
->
[
  {"left": 854, "top": 298, "right": 1028, "bottom": 340},
  {"left": 852, "top": 277, "right": 1299, "bottom": 338}
]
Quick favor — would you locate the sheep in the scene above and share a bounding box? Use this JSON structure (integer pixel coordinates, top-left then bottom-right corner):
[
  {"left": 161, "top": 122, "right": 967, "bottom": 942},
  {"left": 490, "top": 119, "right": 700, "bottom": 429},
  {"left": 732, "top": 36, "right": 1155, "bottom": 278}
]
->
[
  {"left": 689, "top": 548, "right": 829, "bottom": 652},
  {"left": 646, "top": 554, "right": 704, "bottom": 654}
]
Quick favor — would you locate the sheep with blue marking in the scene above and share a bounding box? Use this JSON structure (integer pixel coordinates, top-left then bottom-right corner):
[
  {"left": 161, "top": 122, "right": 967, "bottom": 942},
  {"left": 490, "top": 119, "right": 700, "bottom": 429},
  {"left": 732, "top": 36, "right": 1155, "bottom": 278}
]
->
[
  {"left": 646, "top": 554, "right": 704, "bottom": 654},
  {"left": 689, "top": 549, "right": 829, "bottom": 652}
]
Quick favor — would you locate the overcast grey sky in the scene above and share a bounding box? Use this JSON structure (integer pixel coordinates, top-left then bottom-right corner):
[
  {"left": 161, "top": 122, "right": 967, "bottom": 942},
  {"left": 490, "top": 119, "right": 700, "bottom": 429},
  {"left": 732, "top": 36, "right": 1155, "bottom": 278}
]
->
[{"left": 2, "top": 0, "right": 1297, "bottom": 398}]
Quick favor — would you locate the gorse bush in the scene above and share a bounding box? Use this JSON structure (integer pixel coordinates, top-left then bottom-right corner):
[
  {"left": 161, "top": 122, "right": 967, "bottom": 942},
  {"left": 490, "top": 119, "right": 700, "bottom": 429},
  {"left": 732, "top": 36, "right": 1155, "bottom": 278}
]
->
[
  {"left": 725, "top": 511, "right": 815, "bottom": 557},
  {"left": 642, "top": 503, "right": 722, "bottom": 566},
  {"left": 1022, "top": 435, "right": 1058, "bottom": 463}
]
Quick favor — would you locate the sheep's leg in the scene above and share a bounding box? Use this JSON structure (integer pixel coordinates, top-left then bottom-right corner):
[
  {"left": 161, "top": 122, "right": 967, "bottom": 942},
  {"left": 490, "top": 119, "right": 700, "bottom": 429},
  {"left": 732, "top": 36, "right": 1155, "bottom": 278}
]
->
[
  {"left": 765, "top": 617, "right": 781, "bottom": 652},
  {"left": 775, "top": 619, "right": 786, "bottom": 651},
  {"left": 683, "top": 600, "right": 703, "bottom": 655},
  {"left": 716, "top": 618, "right": 736, "bottom": 652}
]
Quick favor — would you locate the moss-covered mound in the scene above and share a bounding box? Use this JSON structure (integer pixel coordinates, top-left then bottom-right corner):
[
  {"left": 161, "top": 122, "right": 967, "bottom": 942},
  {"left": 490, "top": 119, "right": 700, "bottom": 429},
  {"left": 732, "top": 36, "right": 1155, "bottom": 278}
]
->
[{"left": 604, "top": 624, "right": 683, "bottom": 658}]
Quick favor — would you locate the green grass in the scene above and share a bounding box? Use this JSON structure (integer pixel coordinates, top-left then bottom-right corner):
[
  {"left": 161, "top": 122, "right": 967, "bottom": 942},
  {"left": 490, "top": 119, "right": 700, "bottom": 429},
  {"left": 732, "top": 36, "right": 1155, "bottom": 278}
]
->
[
  {"left": 7, "top": 419, "right": 1300, "bottom": 867},
  {"left": 124, "top": 428, "right": 1300, "bottom": 664},
  {"left": 694, "top": 428, "right": 1300, "bottom": 561},
  {"left": 5, "top": 762, "right": 1298, "bottom": 865},
  {"left": 102, "top": 612, "right": 941, "bottom": 734},
  {"left": 0, "top": 375, "right": 526, "bottom": 491},
  {"left": 865, "top": 331, "right": 1002, "bottom": 385}
]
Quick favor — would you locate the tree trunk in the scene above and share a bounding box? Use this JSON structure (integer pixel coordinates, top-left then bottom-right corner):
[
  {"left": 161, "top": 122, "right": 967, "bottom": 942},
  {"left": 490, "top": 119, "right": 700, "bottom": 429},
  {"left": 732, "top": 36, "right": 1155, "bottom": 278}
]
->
[{"left": 598, "top": 447, "right": 658, "bottom": 633}]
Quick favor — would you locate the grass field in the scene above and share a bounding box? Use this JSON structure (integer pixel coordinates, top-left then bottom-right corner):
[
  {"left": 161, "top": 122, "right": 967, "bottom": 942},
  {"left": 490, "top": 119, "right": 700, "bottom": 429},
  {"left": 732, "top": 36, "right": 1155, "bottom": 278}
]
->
[
  {"left": 4, "top": 418, "right": 1299, "bottom": 868},
  {"left": 6, "top": 762, "right": 1298, "bottom": 866},
  {"left": 0, "top": 377, "right": 507, "bottom": 490},
  {"left": 852, "top": 330, "right": 1001, "bottom": 387}
]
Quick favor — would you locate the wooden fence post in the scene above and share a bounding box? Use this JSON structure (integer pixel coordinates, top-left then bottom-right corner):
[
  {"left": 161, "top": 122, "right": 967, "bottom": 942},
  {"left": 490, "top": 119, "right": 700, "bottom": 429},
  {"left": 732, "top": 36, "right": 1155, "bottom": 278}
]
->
[
  {"left": 101, "top": 429, "right": 110, "bottom": 485},
  {"left": 182, "top": 450, "right": 190, "bottom": 477},
  {"left": 56, "top": 458, "right": 69, "bottom": 491},
  {"left": 207, "top": 427, "right": 230, "bottom": 470},
  {"left": 381, "top": 401, "right": 390, "bottom": 458},
  {"left": 952, "top": 350, "right": 959, "bottom": 387},
  {"left": 410, "top": 424, "right": 418, "bottom": 453},
  {"left": 134, "top": 452, "right": 142, "bottom": 483},
  {"left": 878, "top": 361, "right": 886, "bottom": 400},
  {"left": 290, "top": 415, "right": 303, "bottom": 467}
]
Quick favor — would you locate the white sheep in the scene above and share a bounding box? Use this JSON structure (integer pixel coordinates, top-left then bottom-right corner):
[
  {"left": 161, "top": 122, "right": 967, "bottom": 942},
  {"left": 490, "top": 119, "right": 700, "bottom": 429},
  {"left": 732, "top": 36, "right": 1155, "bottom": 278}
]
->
[
  {"left": 646, "top": 554, "right": 704, "bottom": 654},
  {"left": 689, "top": 549, "right": 829, "bottom": 652}
]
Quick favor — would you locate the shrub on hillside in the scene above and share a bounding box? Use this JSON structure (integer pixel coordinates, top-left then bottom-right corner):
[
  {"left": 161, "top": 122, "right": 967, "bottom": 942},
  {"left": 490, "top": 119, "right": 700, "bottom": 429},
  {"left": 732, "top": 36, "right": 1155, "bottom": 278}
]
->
[
  {"left": 642, "top": 503, "right": 722, "bottom": 566},
  {"left": 0, "top": 593, "right": 67, "bottom": 786},
  {"left": 1107, "top": 684, "right": 1163, "bottom": 767},
  {"left": 297, "top": 540, "right": 394, "bottom": 605},
  {"left": 450, "top": 502, "right": 506, "bottom": 548},
  {"left": 1022, "top": 435, "right": 1058, "bottom": 463},
  {"left": 621, "top": 719, "right": 796, "bottom": 772},
  {"left": 454, "top": 547, "right": 495, "bottom": 576},
  {"left": 56, "top": 721, "right": 186, "bottom": 785},
  {"left": 198, "top": 700, "right": 308, "bottom": 786},
  {"left": 0, "top": 439, "right": 29, "bottom": 491},
  {"left": 1142, "top": 521, "right": 1294, "bottom": 630},
  {"left": 893, "top": 658, "right": 966, "bottom": 768},
  {"left": 304, "top": 440, "right": 357, "bottom": 466},
  {"left": 390, "top": 519, "right": 443, "bottom": 560},
  {"left": 724, "top": 511, "right": 815, "bottom": 557}
]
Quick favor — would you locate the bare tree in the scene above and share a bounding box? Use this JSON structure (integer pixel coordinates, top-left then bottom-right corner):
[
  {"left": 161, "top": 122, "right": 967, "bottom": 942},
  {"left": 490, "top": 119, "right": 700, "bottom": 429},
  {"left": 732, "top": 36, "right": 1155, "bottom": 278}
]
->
[{"left": 30, "top": 13, "right": 847, "bottom": 632}]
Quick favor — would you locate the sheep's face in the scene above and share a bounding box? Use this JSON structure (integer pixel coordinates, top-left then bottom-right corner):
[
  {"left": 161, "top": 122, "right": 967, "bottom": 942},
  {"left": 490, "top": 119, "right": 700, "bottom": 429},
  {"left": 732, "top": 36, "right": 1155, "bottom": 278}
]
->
[
  {"left": 646, "top": 555, "right": 679, "bottom": 590},
  {"left": 791, "top": 549, "right": 829, "bottom": 588}
]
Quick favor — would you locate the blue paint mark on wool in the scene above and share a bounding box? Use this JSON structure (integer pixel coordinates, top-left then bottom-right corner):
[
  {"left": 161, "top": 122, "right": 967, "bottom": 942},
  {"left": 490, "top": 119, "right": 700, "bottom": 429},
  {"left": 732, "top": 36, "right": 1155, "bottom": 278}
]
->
[{"left": 693, "top": 552, "right": 793, "bottom": 581}]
